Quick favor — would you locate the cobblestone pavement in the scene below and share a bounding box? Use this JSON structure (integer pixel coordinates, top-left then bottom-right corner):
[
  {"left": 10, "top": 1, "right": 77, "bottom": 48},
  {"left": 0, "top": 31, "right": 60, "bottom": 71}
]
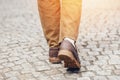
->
[{"left": 0, "top": 0, "right": 120, "bottom": 80}]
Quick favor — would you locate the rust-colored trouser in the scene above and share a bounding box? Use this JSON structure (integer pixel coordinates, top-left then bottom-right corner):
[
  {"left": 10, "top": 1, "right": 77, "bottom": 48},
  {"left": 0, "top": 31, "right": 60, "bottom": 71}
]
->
[{"left": 38, "top": 0, "right": 82, "bottom": 47}]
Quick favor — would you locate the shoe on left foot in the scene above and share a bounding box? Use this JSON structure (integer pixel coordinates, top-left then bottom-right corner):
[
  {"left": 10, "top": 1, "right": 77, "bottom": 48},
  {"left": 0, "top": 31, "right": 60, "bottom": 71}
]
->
[{"left": 49, "top": 47, "right": 61, "bottom": 64}]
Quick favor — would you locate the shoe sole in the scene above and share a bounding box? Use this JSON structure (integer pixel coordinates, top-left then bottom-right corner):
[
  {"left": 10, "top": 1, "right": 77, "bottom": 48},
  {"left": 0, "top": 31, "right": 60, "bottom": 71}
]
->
[
  {"left": 58, "top": 50, "right": 80, "bottom": 68},
  {"left": 49, "top": 57, "right": 61, "bottom": 64}
]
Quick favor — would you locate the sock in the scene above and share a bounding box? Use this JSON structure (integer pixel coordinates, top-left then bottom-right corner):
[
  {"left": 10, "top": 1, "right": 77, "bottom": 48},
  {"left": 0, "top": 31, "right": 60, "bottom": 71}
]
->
[{"left": 64, "top": 38, "right": 75, "bottom": 47}]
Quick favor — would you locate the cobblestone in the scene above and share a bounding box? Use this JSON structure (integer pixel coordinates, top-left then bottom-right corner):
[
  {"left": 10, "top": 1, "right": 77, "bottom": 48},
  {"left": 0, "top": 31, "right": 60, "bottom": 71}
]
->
[
  {"left": 6, "top": 77, "right": 19, "bottom": 80},
  {"left": 0, "top": 59, "right": 8, "bottom": 64},
  {"left": 96, "top": 70, "right": 112, "bottom": 76},
  {"left": 11, "top": 65, "right": 23, "bottom": 71},
  {"left": 65, "top": 73, "right": 80, "bottom": 79},
  {"left": 93, "top": 76, "right": 107, "bottom": 80},
  {"left": 35, "top": 65, "right": 51, "bottom": 71},
  {"left": 5, "top": 71, "right": 20, "bottom": 78},
  {"left": 113, "top": 50, "right": 120, "bottom": 55},
  {"left": 81, "top": 71, "right": 95, "bottom": 77},
  {"left": 44, "top": 69, "right": 61, "bottom": 75},
  {"left": 114, "top": 70, "right": 120, "bottom": 75},
  {"left": 14, "top": 59, "right": 27, "bottom": 65},
  {"left": 115, "top": 65, "right": 120, "bottom": 69},
  {"left": 88, "top": 51, "right": 100, "bottom": 56},
  {"left": 51, "top": 74, "right": 66, "bottom": 80},
  {"left": 8, "top": 57, "right": 20, "bottom": 62},
  {"left": 2, "top": 62, "right": 15, "bottom": 68},
  {"left": 97, "top": 55, "right": 109, "bottom": 60},
  {"left": 100, "top": 65, "right": 115, "bottom": 70},
  {"left": 107, "top": 76, "right": 120, "bottom": 80},
  {"left": 109, "top": 58, "right": 120, "bottom": 65},
  {"left": 94, "top": 60, "right": 108, "bottom": 66},
  {"left": 0, "top": 0, "right": 120, "bottom": 80},
  {"left": 77, "top": 77, "right": 90, "bottom": 80},
  {"left": 86, "top": 65, "right": 101, "bottom": 71},
  {"left": 18, "top": 74, "right": 36, "bottom": 80}
]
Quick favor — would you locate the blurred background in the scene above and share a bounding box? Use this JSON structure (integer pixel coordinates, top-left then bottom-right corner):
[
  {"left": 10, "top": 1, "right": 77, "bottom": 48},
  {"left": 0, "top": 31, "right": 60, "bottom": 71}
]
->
[
  {"left": 0, "top": 0, "right": 120, "bottom": 80},
  {"left": 83, "top": 0, "right": 120, "bottom": 9},
  {"left": 0, "top": 0, "right": 120, "bottom": 10}
]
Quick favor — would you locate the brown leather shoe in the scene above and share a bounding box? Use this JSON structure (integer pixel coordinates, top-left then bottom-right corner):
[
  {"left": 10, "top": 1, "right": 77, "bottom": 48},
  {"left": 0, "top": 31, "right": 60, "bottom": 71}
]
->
[
  {"left": 58, "top": 40, "right": 81, "bottom": 69},
  {"left": 49, "top": 47, "right": 61, "bottom": 64}
]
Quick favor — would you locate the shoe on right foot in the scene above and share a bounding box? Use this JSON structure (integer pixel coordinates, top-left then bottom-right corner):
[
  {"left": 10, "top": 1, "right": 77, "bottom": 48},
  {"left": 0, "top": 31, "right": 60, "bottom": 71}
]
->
[{"left": 58, "top": 40, "right": 81, "bottom": 70}]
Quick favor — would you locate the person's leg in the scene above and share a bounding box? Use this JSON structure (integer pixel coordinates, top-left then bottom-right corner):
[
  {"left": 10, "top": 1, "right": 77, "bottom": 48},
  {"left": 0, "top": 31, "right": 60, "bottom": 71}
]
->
[
  {"left": 38, "top": 0, "right": 60, "bottom": 47},
  {"left": 58, "top": 0, "right": 82, "bottom": 71},
  {"left": 59, "top": 0, "right": 82, "bottom": 42},
  {"left": 37, "top": 0, "right": 61, "bottom": 63}
]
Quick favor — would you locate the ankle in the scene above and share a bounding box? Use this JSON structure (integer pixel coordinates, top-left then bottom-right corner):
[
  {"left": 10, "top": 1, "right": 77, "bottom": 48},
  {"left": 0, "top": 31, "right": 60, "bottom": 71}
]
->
[{"left": 64, "top": 38, "right": 75, "bottom": 47}]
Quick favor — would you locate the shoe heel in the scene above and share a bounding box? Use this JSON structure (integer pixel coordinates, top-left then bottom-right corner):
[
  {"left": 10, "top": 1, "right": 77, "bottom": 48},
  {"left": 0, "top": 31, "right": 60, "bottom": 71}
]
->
[
  {"left": 58, "top": 50, "right": 80, "bottom": 68},
  {"left": 58, "top": 50, "right": 74, "bottom": 60}
]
